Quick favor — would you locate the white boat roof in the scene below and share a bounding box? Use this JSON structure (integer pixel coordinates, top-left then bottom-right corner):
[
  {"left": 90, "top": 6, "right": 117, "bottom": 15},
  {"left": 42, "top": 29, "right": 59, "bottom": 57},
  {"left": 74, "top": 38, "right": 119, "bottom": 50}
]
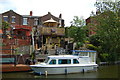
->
[{"left": 48, "top": 55, "right": 79, "bottom": 59}]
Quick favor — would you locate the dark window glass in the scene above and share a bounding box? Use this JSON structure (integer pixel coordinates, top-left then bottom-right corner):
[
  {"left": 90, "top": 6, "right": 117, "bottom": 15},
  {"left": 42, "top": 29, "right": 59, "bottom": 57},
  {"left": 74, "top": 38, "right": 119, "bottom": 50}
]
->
[
  {"left": 12, "top": 16, "right": 15, "bottom": 23},
  {"left": 23, "top": 18, "right": 27, "bottom": 25},
  {"left": 3, "top": 16, "right": 8, "bottom": 22},
  {"left": 49, "top": 59, "right": 56, "bottom": 64},
  {"left": 73, "top": 59, "right": 79, "bottom": 64},
  {"left": 34, "top": 18, "right": 38, "bottom": 25},
  {"left": 58, "top": 59, "right": 71, "bottom": 64}
]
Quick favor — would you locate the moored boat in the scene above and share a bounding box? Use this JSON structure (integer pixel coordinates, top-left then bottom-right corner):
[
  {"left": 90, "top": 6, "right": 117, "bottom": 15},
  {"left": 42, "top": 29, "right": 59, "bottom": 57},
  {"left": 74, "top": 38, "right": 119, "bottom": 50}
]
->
[{"left": 30, "top": 51, "right": 98, "bottom": 75}]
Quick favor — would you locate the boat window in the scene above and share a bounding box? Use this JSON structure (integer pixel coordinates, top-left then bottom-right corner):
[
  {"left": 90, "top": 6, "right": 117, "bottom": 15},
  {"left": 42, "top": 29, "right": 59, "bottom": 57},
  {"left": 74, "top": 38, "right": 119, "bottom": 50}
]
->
[
  {"left": 45, "top": 57, "right": 50, "bottom": 63},
  {"left": 80, "top": 53, "right": 88, "bottom": 56},
  {"left": 73, "top": 59, "right": 79, "bottom": 64},
  {"left": 49, "top": 59, "right": 56, "bottom": 64},
  {"left": 58, "top": 59, "right": 71, "bottom": 64},
  {"left": 73, "top": 53, "right": 79, "bottom": 56}
]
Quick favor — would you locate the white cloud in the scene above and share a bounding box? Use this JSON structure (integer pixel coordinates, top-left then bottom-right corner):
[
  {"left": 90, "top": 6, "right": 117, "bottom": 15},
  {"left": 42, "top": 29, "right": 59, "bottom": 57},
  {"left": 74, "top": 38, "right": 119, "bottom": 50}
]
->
[
  {"left": 0, "top": 0, "right": 16, "bottom": 13},
  {"left": 0, "top": 0, "right": 96, "bottom": 26}
]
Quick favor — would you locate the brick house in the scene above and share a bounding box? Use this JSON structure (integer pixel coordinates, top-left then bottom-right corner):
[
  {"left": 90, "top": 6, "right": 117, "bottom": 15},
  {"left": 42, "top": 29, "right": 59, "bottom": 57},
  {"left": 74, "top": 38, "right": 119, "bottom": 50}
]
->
[
  {"left": 1, "top": 10, "right": 65, "bottom": 54},
  {"left": 2, "top": 10, "right": 23, "bottom": 26},
  {"left": 0, "top": 29, "right": 3, "bottom": 54},
  {"left": 2, "top": 10, "right": 32, "bottom": 55},
  {"left": 37, "top": 12, "right": 65, "bottom": 51},
  {"left": 86, "top": 16, "right": 97, "bottom": 36},
  {"left": 1, "top": 10, "right": 65, "bottom": 64},
  {"left": 86, "top": 11, "right": 110, "bottom": 36}
]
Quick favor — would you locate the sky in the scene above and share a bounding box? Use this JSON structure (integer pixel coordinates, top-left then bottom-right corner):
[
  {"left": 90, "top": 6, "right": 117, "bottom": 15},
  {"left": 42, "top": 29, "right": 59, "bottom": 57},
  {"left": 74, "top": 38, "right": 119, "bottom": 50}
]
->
[{"left": 0, "top": 0, "right": 97, "bottom": 26}]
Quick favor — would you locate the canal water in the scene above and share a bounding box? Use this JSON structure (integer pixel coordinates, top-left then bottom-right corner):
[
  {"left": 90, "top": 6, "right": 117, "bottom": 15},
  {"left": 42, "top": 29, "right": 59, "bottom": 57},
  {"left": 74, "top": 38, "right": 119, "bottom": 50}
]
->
[{"left": 2, "top": 65, "right": 120, "bottom": 79}]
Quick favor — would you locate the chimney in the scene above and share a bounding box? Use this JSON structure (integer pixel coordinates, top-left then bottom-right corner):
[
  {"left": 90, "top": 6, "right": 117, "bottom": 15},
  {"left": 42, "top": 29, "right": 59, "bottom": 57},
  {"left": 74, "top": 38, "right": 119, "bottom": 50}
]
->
[
  {"left": 59, "top": 14, "right": 62, "bottom": 18},
  {"left": 48, "top": 12, "right": 51, "bottom": 14},
  {"left": 30, "top": 11, "right": 32, "bottom": 16}
]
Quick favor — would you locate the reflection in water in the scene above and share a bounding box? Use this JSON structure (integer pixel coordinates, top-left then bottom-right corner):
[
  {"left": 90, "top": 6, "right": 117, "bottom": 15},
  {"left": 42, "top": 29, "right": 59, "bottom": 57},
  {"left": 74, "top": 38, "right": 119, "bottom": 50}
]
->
[{"left": 2, "top": 65, "right": 119, "bottom": 78}]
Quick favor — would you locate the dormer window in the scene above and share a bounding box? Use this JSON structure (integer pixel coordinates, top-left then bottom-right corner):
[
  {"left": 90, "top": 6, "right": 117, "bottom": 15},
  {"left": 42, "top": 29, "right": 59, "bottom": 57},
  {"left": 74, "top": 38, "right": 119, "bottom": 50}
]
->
[{"left": 12, "top": 16, "right": 15, "bottom": 23}]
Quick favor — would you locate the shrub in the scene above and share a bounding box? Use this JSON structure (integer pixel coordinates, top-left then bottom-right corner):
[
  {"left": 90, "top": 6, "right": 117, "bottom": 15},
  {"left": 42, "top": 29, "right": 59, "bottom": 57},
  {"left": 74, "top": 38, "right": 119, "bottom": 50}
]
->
[{"left": 99, "top": 53, "right": 109, "bottom": 62}]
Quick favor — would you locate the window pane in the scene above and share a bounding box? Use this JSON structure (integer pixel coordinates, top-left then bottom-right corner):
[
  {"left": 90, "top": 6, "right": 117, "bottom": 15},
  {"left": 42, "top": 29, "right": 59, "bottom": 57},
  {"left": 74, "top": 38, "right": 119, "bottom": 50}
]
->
[
  {"left": 73, "top": 59, "right": 79, "bottom": 64},
  {"left": 34, "top": 18, "right": 38, "bottom": 25},
  {"left": 23, "top": 18, "right": 27, "bottom": 25},
  {"left": 49, "top": 59, "right": 56, "bottom": 64},
  {"left": 45, "top": 57, "right": 50, "bottom": 63},
  {"left": 58, "top": 59, "right": 71, "bottom": 64},
  {"left": 12, "top": 16, "right": 15, "bottom": 23},
  {"left": 3, "top": 16, "right": 8, "bottom": 22},
  {"left": 68, "top": 59, "right": 71, "bottom": 64},
  {"left": 80, "top": 53, "right": 88, "bottom": 56}
]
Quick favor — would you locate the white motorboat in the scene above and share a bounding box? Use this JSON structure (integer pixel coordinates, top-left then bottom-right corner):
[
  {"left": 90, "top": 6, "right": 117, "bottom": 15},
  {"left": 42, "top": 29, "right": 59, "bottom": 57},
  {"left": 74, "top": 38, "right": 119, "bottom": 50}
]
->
[{"left": 30, "top": 50, "right": 98, "bottom": 75}]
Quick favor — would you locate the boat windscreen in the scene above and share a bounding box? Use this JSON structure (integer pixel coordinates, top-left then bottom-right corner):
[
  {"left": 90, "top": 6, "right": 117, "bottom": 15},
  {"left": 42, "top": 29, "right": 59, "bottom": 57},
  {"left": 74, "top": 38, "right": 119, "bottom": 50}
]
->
[{"left": 44, "top": 57, "right": 50, "bottom": 63}]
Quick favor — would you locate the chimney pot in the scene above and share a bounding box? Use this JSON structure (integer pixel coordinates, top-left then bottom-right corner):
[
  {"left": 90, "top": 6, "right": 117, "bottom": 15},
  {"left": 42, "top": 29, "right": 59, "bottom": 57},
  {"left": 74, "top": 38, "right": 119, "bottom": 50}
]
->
[
  {"left": 59, "top": 14, "right": 62, "bottom": 18},
  {"left": 30, "top": 11, "right": 32, "bottom": 16}
]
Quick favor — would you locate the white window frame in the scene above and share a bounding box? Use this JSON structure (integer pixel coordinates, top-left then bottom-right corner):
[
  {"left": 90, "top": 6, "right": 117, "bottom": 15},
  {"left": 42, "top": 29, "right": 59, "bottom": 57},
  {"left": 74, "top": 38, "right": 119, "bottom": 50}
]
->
[
  {"left": 23, "top": 18, "right": 28, "bottom": 25},
  {"left": 3, "top": 16, "right": 8, "bottom": 22},
  {"left": 11, "top": 16, "right": 15, "bottom": 23},
  {"left": 34, "top": 18, "right": 38, "bottom": 25}
]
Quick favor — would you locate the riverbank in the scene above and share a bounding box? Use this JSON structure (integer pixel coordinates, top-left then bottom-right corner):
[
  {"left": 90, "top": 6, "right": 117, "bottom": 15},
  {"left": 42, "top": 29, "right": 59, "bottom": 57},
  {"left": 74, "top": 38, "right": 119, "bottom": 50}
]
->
[
  {"left": 99, "top": 61, "right": 120, "bottom": 66},
  {"left": 2, "top": 64, "right": 31, "bottom": 72},
  {"left": 2, "top": 64, "right": 119, "bottom": 78},
  {"left": 2, "top": 60, "right": 120, "bottom": 73}
]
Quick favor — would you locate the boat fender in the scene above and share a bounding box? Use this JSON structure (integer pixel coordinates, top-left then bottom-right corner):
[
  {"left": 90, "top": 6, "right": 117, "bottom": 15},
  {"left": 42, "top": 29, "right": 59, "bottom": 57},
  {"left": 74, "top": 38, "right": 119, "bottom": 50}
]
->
[
  {"left": 82, "top": 69, "right": 84, "bottom": 73},
  {"left": 39, "top": 72, "right": 41, "bottom": 75},
  {"left": 65, "top": 68, "right": 67, "bottom": 74},
  {"left": 45, "top": 71, "right": 48, "bottom": 76}
]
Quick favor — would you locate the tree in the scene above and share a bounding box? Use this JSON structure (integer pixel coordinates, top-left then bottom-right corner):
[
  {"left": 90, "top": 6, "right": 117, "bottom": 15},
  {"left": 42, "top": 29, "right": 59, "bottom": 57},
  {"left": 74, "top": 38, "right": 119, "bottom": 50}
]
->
[
  {"left": 68, "top": 16, "right": 87, "bottom": 49},
  {"left": 70, "top": 16, "right": 85, "bottom": 27},
  {"left": 92, "top": 1, "right": 120, "bottom": 61},
  {"left": 2, "top": 21, "right": 10, "bottom": 37},
  {"left": 95, "top": 1, "right": 120, "bottom": 14}
]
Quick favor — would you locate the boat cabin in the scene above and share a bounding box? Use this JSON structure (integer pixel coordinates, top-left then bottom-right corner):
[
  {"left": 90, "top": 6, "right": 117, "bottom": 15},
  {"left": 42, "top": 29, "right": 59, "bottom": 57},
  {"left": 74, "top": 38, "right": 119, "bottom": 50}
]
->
[
  {"left": 72, "top": 50, "right": 97, "bottom": 64},
  {"left": 43, "top": 54, "right": 95, "bottom": 65},
  {"left": 44, "top": 55, "right": 80, "bottom": 65}
]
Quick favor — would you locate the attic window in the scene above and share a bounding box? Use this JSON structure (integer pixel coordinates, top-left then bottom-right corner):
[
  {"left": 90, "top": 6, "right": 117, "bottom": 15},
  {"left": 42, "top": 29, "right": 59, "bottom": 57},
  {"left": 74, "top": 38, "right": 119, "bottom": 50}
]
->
[
  {"left": 3, "top": 16, "right": 8, "bottom": 22},
  {"left": 12, "top": 16, "right": 15, "bottom": 23}
]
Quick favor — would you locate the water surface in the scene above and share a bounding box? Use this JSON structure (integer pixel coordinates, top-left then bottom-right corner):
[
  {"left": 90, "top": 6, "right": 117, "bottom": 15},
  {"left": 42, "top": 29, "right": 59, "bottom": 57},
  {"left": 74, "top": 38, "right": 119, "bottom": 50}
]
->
[{"left": 2, "top": 65, "right": 120, "bottom": 78}]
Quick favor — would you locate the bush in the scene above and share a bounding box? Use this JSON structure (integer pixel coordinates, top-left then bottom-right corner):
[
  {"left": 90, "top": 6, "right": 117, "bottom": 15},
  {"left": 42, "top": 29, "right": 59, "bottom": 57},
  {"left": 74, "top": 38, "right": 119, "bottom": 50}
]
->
[
  {"left": 99, "top": 53, "right": 109, "bottom": 62},
  {"left": 75, "top": 42, "right": 83, "bottom": 49},
  {"left": 107, "top": 53, "right": 117, "bottom": 63},
  {"left": 96, "top": 58, "right": 101, "bottom": 64},
  {"left": 86, "top": 44, "right": 97, "bottom": 50}
]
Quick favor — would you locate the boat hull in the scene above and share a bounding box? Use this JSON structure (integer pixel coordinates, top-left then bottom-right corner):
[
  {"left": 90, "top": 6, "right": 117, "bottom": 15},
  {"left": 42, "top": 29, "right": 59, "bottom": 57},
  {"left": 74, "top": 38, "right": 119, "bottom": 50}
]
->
[{"left": 31, "top": 65, "right": 98, "bottom": 75}]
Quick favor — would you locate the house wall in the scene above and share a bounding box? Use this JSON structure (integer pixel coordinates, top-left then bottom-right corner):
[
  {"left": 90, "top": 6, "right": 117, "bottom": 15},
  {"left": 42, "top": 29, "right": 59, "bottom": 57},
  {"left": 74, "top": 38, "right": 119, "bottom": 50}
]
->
[
  {"left": 86, "top": 17, "right": 97, "bottom": 36},
  {"left": 39, "top": 27, "right": 65, "bottom": 36},
  {"left": 2, "top": 10, "right": 23, "bottom": 26},
  {"left": 2, "top": 39, "right": 31, "bottom": 54},
  {"left": 1, "top": 10, "right": 65, "bottom": 53}
]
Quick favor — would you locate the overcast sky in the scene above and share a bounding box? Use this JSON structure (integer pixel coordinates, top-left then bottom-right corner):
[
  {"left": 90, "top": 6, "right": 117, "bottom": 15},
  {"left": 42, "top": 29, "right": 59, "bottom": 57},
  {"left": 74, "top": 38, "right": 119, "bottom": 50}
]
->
[{"left": 0, "top": 0, "right": 97, "bottom": 26}]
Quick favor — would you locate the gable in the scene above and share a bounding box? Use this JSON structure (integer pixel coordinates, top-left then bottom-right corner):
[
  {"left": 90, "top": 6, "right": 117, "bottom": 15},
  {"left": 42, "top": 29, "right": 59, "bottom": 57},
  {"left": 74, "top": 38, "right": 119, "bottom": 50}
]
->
[
  {"left": 2, "top": 10, "right": 22, "bottom": 17},
  {"left": 40, "top": 12, "right": 60, "bottom": 22}
]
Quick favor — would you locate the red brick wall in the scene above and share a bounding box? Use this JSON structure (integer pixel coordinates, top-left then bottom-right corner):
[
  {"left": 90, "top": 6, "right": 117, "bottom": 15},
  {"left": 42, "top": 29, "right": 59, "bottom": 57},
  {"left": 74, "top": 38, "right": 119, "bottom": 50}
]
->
[
  {"left": 2, "top": 39, "right": 31, "bottom": 54},
  {"left": 2, "top": 10, "right": 23, "bottom": 26}
]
